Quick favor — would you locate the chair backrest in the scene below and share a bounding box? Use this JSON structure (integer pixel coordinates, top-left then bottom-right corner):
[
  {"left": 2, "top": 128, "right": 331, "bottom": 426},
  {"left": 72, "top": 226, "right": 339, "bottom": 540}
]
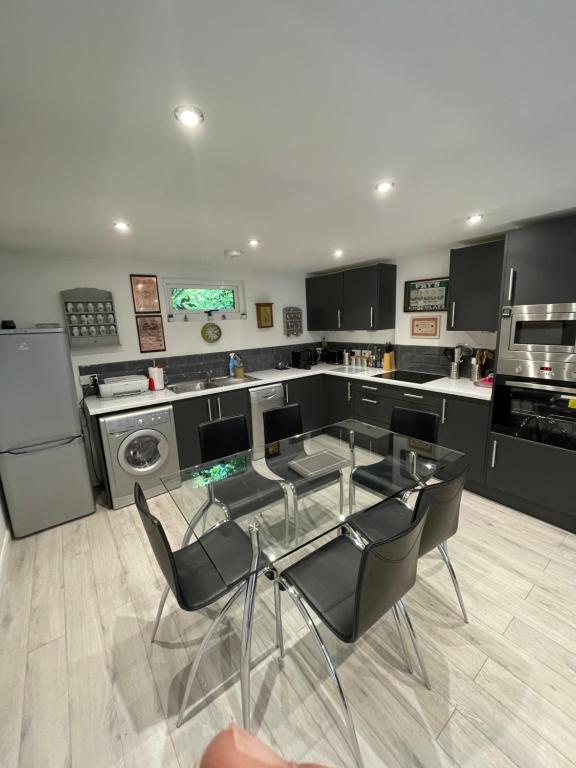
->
[
  {"left": 198, "top": 414, "right": 251, "bottom": 463},
  {"left": 263, "top": 403, "right": 303, "bottom": 443},
  {"left": 390, "top": 406, "right": 439, "bottom": 444},
  {"left": 415, "top": 467, "right": 468, "bottom": 556},
  {"left": 134, "top": 483, "right": 183, "bottom": 606},
  {"left": 352, "top": 502, "right": 428, "bottom": 641}
]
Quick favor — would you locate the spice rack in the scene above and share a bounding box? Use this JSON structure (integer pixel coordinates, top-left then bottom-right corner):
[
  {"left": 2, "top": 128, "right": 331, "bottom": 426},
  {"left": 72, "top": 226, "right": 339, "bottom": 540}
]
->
[
  {"left": 283, "top": 306, "right": 303, "bottom": 337},
  {"left": 61, "top": 288, "right": 120, "bottom": 347}
]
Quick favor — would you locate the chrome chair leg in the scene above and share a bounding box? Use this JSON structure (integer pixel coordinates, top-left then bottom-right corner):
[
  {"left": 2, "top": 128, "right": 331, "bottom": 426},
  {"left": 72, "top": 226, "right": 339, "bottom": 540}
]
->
[
  {"left": 176, "top": 581, "right": 246, "bottom": 727},
  {"left": 151, "top": 584, "right": 170, "bottom": 643},
  {"left": 397, "top": 599, "right": 431, "bottom": 690},
  {"left": 281, "top": 484, "right": 291, "bottom": 546},
  {"left": 240, "top": 524, "right": 260, "bottom": 731},
  {"left": 274, "top": 576, "right": 285, "bottom": 660},
  {"left": 348, "top": 470, "right": 355, "bottom": 514},
  {"left": 391, "top": 604, "right": 413, "bottom": 674},
  {"left": 339, "top": 470, "right": 344, "bottom": 517},
  {"left": 282, "top": 580, "right": 364, "bottom": 768},
  {"left": 293, "top": 491, "right": 299, "bottom": 546},
  {"left": 438, "top": 542, "right": 469, "bottom": 623}
]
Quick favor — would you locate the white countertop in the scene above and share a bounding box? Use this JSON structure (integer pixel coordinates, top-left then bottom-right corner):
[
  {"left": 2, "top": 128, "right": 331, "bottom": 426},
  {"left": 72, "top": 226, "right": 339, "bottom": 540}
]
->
[{"left": 83, "top": 362, "right": 492, "bottom": 416}]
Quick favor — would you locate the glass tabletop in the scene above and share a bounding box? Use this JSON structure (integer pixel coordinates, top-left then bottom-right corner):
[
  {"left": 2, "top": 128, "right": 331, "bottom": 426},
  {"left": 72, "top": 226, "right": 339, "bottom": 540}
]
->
[{"left": 161, "top": 418, "right": 465, "bottom": 577}]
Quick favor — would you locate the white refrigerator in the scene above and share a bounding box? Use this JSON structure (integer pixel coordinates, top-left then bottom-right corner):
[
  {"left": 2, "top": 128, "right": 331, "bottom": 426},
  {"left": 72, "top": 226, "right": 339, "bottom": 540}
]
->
[{"left": 0, "top": 328, "right": 95, "bottom": 537}]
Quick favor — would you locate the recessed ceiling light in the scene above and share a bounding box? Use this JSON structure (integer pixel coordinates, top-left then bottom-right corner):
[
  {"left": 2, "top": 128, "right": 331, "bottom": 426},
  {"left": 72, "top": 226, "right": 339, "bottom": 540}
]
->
[
  {"left": 375, "top": 180, "right": 395, "bottom": 194},
  {"left": 174, "top": 105, "right": 205, "bottom": 128},
  {"left": 333, "top": 248, "right": 344, "bottom": 258},
  {"left": 248, "top": 238, "right": 260, "bottom": 248},
  {"left": 467, "top": 213, "right": 484, "bottom": 225},
  {"left": 113, "top": 220, "right": 131, "bottom": 233},
  {"left": 225, "top": 249, "right": 243, "bottom": 259}
]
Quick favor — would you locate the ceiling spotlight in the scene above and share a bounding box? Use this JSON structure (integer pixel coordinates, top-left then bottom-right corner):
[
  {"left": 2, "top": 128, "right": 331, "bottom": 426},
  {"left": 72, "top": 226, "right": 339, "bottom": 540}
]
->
[
  {"left": 467, "top": 213, "right": 484, "bottom": 225},
  {"left": 375, "top": 180, "right": 395, "bottom": 194},
  {"left": 333, "top": 248, "right": 344, "bottom": 258},
  {"left": 225, "top": 249, "right": 243, "bottom": 259},
  {"left": 174, "top": 105, "right": 205, "bottom": 128},
  {"left": 248, "top": 238, "right": 260, "bottom": 248},
  {"left": 113, "top": 220, "right": 131, "bottom": 233}
]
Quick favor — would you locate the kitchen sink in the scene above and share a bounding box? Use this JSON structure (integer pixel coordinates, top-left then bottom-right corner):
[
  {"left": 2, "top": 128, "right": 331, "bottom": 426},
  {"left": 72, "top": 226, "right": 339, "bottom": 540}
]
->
[{"left": 168, "top": 374, "right": 260, "bottom": 394}]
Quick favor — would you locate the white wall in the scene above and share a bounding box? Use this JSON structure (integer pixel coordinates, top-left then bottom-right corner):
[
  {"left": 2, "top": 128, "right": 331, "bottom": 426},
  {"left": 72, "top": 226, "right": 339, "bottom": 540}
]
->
[{"left": 0, "top": 253, "right": 316, "bottom": 382}]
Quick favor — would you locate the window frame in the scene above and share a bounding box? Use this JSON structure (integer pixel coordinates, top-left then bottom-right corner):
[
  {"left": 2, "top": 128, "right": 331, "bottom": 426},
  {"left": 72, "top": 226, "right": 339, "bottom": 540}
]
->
[{"left": 163, "top": 278, "right": 246, "bottom": 319}]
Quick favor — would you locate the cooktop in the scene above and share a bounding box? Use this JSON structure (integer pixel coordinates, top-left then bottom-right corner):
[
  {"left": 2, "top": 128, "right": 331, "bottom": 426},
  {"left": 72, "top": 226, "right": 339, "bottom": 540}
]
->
[{"left": 374, "top": 370, "right": 443, "bottom": 384}]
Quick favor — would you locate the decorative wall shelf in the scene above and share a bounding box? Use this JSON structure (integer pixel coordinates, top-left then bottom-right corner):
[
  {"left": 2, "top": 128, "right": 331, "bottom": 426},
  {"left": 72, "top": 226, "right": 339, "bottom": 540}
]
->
[{"left": 61, "top": 287, "right": 120, "bottom": 347}]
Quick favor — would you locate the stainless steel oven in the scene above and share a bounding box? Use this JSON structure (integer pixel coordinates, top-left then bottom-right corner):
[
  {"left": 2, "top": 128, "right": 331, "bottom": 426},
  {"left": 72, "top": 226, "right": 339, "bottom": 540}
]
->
[{"left": 497, "top": 303, "right": 576, "bottom": 381}]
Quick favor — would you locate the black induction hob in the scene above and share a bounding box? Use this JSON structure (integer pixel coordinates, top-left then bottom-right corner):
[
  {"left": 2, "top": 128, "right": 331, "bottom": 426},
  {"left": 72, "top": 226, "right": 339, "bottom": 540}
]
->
[{"left": 374, "top": 370, "right": 443, "bottom": 384}]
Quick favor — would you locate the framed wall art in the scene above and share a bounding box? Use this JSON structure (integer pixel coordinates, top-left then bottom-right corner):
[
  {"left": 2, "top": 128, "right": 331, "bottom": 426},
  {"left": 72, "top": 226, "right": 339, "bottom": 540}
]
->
[
  {"left": 136, "top": 314, "right": 166, "bottom": 353},
  {"left": 410, "top": 315, "right": 440, "bottom": 338},
  {"left": 255, "top": 302, "right": 274, "bottom": 328},
  {"left": 131, "top": 274, "right": 161, "bottom": 313},
  {"left": 404, "top": 277, "right": 449, "bottom": 312}
]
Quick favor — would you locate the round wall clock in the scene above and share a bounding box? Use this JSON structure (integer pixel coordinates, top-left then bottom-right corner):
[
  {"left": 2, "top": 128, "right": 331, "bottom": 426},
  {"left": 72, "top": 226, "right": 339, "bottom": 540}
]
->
[{"left": 201, "top": 322, "right": 222, "bottom": 343}]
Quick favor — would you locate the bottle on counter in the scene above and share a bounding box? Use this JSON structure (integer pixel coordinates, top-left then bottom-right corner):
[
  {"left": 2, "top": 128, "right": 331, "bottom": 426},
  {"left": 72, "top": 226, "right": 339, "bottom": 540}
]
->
[{"left": 343, "top": 350, "right": 350, "bottom": 366}]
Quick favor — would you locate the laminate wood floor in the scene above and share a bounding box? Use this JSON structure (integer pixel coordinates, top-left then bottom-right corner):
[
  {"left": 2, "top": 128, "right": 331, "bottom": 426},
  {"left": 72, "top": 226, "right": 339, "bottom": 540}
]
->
[{"left": 2, "top": 486, "right": 576, "bottom": 768}]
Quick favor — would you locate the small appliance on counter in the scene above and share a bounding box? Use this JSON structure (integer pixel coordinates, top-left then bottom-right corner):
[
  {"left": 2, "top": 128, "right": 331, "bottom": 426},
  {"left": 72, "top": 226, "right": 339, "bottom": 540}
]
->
[
  {"left": 291, "top": 349, "right": 314, "bottom": 369},
  {"left": 98, "top": 375, "right": 150, "bottom": 398},
  {"left": 445, "top": 344, "right": 473, "bottom": 379},
  {"left": 324, "top": 349, "right": 344, "bottom": 365}
]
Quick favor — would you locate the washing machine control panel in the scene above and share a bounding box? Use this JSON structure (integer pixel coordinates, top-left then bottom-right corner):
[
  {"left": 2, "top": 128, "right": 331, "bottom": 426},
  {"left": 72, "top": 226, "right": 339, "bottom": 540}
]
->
[{"left": 103, "top": 406, "right": 171, "bottom": 434}]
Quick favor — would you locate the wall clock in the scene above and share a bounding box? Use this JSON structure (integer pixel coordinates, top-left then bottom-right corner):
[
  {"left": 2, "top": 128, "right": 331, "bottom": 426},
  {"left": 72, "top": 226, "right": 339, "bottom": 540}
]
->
[{"left": 201, "top": 322, "right": 222, "bottom": 343}]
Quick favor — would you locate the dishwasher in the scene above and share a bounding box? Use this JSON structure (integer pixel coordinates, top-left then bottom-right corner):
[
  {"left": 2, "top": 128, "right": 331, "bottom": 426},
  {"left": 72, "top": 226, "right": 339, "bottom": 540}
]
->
[{"left": 250, "top": 383, "right": 285, "bottom": 452}]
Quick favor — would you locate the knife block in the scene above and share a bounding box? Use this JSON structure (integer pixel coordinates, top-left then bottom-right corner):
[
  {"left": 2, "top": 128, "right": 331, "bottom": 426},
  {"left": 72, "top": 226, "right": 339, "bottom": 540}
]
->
[{"left": 383, "top": 352, "right": 395, "bottom": 371}]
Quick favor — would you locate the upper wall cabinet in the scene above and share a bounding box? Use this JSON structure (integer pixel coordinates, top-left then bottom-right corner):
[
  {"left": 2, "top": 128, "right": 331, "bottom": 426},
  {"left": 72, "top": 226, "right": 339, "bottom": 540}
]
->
[
  {"left": 306, "top": 263, "right": 396, "bottom": 331},
  {"left": 504, "top": 215, "right": 576, "bottom": 306},
  {"left": 447, "top": 241, "right": 504, "bottom": 332}
]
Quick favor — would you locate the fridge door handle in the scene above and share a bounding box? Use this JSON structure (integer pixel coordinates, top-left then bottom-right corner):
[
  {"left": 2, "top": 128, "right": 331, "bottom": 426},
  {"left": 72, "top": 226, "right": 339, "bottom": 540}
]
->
[{"left": 4, "top": 435, "right": 80, "bottom": 455}]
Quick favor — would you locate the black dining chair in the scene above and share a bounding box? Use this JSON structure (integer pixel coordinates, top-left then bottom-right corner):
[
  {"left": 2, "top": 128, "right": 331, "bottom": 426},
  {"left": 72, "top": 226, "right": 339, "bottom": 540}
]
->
[
  {"left": 350, "top": 406, "right": 440, "bottom": 503},
  {"left": 348, "top": 467, "right": 469, "bottom": 622},
  {"left": 134, "top": 483, "right": 267, "bottom": 728},
  {"left": 263, "top": 403, "right": 344, "bottom": 527},
  {"left": 277, "top": 501, "right": 430, "bottom": 768}
]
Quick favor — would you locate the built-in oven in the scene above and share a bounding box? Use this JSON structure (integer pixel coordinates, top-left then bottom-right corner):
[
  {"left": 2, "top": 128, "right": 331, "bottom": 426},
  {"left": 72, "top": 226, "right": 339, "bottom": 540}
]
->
[
  {"left": 492, "top": 376, "right": 576, "bottom": 452},
  {"left": 497, "top": 303, "right": 576, "bottom": 381}
]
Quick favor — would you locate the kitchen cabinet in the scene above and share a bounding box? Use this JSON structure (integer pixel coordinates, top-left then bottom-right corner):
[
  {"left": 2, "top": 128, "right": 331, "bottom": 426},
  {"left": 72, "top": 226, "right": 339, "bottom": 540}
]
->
[
  {"left": 505, "top": 215, "right": 576, "bottom": 306},
  {"left": 323, "top": 376, "right": 353, "bottom": 425},
  {"left": 437, "top": 396, "right": 489, "bottom": 484},
  {"left": 306, "top": 273, "right": 343, "bottom": 331},
  {"left": 447, "top": 241, "right": 504, "bottom": 331},
  {"left": 284, "top": 376, "right": 325, "bottom": 432},
  {"left": 486, "top": 433, "right": 575, "bottom": 531},
  {"left": 306, "top": 263, "right": 396, "bottom": 331},
  {"left": 351, "top": 382, "right": 441, "bottom": 427},
  {"left": 342, "top": 264, "right": 396, "bottom": 331}
]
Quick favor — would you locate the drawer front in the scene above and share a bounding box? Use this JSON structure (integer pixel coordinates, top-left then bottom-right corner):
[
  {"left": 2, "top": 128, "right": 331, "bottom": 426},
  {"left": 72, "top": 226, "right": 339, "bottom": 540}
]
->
[{"left": 353, "top": 391, "right": 394, "bottom": 426}]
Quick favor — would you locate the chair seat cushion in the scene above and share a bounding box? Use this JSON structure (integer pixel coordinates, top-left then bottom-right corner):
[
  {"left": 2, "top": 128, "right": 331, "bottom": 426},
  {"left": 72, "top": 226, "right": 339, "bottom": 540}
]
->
[
  {"left": 174, "top": 521, "right": 265, "bottom": 611},
  {"left": 283, "top": 536, "right": 362, "bottom": 643},
  {"left": 352, "top": 457, "right": 435, "bottom": 498},
  {"left": 348, "top": 497, "right": 413, "bottom": 543},
  {"left": 267, "top": 454, "right": 340, "bottom": 495},
  {"left": 213, "top": 467, "right": 285, "bottom": 519}
]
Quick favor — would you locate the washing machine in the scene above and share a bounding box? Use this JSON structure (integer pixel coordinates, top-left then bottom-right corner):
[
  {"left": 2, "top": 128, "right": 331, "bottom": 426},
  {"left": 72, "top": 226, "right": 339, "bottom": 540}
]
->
[{"left": 99, "top": 404, "right": 180, "bottom": 509}]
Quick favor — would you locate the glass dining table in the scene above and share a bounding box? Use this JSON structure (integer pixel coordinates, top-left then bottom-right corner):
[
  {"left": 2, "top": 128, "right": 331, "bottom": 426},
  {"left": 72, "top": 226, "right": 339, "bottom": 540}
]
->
[{"left": 161, "top": 418, "right": 465, "bottom": 731}]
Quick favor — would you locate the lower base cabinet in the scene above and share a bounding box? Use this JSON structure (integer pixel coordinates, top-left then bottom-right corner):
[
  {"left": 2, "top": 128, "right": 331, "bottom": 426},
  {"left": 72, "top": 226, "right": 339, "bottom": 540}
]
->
[
  {"left": 284, "top": 375, "right": 325, "bottom": 432},
  {"left": 438, "top": 397, "right": 489, "bottom": 484},
  {"left": 323, "top": 376, "right": 353, "bottom": 425}
]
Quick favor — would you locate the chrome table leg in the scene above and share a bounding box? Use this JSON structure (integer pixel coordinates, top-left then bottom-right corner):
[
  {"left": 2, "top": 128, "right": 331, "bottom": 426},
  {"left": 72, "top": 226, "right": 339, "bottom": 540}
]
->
[
  {"left": 438, "top": 542, "right": 469, "bottom": 623},
  {"left": 339, "top": 470, "right": 345, "bottom": 518},
  {"left": 348, "top": 429, "right": 356, "bottom": 512},
  {"left": 273, "top": 575, "right": 285, "bottom": 660},
  {"left": 392, "top": 604, "right": 413, "bottom": 674},
  {"left": 240, "top": 523, "right": 260, "bottom": 731},
  {"left": 398, "top": 599, "right": 431, "bottom": 690}
]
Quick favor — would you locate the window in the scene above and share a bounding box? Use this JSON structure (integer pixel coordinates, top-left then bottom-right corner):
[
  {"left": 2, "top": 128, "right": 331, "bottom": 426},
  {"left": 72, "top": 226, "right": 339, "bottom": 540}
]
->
[{"left": 164, "top": 279, "right": 245, "bottom": 318}]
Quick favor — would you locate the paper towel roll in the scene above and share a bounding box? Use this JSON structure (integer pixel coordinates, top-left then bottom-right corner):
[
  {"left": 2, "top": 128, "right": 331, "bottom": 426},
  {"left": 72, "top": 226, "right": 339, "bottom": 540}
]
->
[{"left": 148, "top": 366, "right": 165, "bottom": 391}]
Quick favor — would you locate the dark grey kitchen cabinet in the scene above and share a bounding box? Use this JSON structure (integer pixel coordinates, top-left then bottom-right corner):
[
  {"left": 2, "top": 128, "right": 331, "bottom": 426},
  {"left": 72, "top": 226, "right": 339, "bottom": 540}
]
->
[
  {"left": 447, "top": 241, "right": 504, "bottom": 331},
  {"left": 211, "top": 387, "right": 251, "bottom": 430},
  {"left": 172, "top": 395, "right": 212, "bottom": 468},
  {"left": 505, "top": 215, "right": 576, "bottom": 306},
  {"left": 323, "top": 376, "right": 353, "bottom": 425},
  {"left": 342, "top": 264, "right": 396, "bottom": 331},
  {"left": 486, "top": 433, "right": 575, "bottom": 531},
  {"left": 437, "top": 396, "right": 489, "bottom": 484},
  {"left": 306, "top": 273, "right": 344, "bottom": 330},
  {"left": 284, "top": 376, "right": 325, "bottom": 432},
  {"left": 352, "top": 381, "right": 441, "bottom": 427}
]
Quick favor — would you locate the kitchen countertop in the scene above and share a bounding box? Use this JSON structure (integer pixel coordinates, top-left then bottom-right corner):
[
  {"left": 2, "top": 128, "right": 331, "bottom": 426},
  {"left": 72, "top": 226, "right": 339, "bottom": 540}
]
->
[{"left": 83, "top": 362, "right": 492, "bottom": 416}]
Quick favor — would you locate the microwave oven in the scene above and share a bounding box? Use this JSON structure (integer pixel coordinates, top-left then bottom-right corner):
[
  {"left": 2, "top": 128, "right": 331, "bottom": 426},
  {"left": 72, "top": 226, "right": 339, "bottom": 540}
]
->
[{"left": 497, "top": 303, "right": 576, "bottom": 381}]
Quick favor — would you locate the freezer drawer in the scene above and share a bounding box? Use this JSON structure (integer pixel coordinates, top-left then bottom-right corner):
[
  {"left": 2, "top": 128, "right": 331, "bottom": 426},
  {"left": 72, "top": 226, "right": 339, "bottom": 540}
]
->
[{"left": 0, "top": 437, "right": 95, "bottom": 537}]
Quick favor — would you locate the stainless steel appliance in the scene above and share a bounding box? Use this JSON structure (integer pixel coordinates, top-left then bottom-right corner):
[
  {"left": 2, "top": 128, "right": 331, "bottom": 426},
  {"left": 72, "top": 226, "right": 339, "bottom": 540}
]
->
[
  {"left": 498, "top": 303, "right": 576, "bottom": 381},
  {"left": 99, "top": 405, "right": 179, "bottom": 509},
  {"left": 0, "top": 328, "right": 95, "bottom": 537},
  {"left": 249, "top": 383, "right": 284, "bottom": 451}
]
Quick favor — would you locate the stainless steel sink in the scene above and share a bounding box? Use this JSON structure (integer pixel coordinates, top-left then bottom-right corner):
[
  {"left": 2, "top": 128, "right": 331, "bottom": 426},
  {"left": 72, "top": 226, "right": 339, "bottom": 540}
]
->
[
  {"left": 210, "top": 375, "right": 260, "bottom": 386},
  {"left": 168, "top": 374, "right": 259, "bottom": 394}
]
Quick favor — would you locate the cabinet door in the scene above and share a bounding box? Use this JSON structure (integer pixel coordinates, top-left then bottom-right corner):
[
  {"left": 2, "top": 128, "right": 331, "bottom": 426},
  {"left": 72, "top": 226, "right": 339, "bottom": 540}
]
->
[
  {"left": 438, "top": 397, "right": 489, "bottom": 484},
  {"left": 505, "top": 216, "right": 576, "bottom": 306},
  {"left": 448, "top": 241, "right": 504, "bottom": 331},
  {"left": 172, "top": 395, "right": 212, "bottom": 468},
  {"left": 306, "top": 273, "right": 343, "bottom": 330},
  {"left": 212, "top": 388, "right": 252, "bottom": 439},
  {"left": 342, "top": 266, "right": 378, "bottom": 330},
  {"left": 284, "top": 376, "right": 325, "bottom": 432},
  {"left": 323, "top": 376, "right": 353, "bottom": 425}
]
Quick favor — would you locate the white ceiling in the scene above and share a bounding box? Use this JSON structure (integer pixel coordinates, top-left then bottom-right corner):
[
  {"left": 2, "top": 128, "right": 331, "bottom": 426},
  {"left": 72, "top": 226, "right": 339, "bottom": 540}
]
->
[{"left": 2, "top": 0, "right": 576, "bottom": 270}]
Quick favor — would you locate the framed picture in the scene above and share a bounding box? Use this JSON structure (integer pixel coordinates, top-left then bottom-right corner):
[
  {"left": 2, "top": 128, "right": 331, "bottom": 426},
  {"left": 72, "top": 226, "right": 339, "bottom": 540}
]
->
[
  {"left": 136, "top": 314, "right": 166, "bottom": 353},
  {"left": 404, "top": 277, "right": 449, "bottom": 312},
  {"left": 255, "top": 302, "right": 274, "bottom": 328},
  {"left": 130, "top": 274, "right": 161, "bottom": 313},
  {"left": 410, "top": 315, "right": 440, "bottom": 338}
]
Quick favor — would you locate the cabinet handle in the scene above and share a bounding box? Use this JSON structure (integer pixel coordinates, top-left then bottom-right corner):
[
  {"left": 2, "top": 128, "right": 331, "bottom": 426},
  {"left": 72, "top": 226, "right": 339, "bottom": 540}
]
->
[
  {"left": 362, "top": 384, "right": 378, "bottom": 391},
  {"left": 403, "top": 392, "right": 424, "bottom": 400},
  {"left": 216, "top": 396, "right": 222, "bottom": 419},
  {"left": 362, "top": 397, "right": 378, "bottom": 404},
  {"left": 441, "top": 398, "right": 447, "bottom": 424},
  {"left": 347, "top": 382, "right": 352, "bottom": 402},
  {"left": 337, "top": 309, "right": 341, "bottom": 329},
  {"left": 507, "top": 268, "right": 515, "bottom": 303},
  {"left": 490, "top": 439, "right": 498, "bottom": 468},
  {"left": 207, "top": 398, "right": 213, "bottom": 421},
  {"left": 451, "top": 301, "right": 456, "bottom": 328},
  {"left": 370, "top": 306, "right": 374, "bottom": 328},
  {"left": 285, "top": 384, "right": 289, "bottom": 403}
]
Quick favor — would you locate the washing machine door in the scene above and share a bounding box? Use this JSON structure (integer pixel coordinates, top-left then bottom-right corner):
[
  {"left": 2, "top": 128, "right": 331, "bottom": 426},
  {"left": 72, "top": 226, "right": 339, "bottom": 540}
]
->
[{"left": 117, "top": 428, "right": 170, "bottom": 477}]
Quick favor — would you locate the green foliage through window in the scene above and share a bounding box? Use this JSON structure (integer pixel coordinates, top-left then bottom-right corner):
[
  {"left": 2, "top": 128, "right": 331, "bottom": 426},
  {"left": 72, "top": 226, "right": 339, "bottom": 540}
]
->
[{"left": 171, "top": 287, "right": 236, "bottom": 312}]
